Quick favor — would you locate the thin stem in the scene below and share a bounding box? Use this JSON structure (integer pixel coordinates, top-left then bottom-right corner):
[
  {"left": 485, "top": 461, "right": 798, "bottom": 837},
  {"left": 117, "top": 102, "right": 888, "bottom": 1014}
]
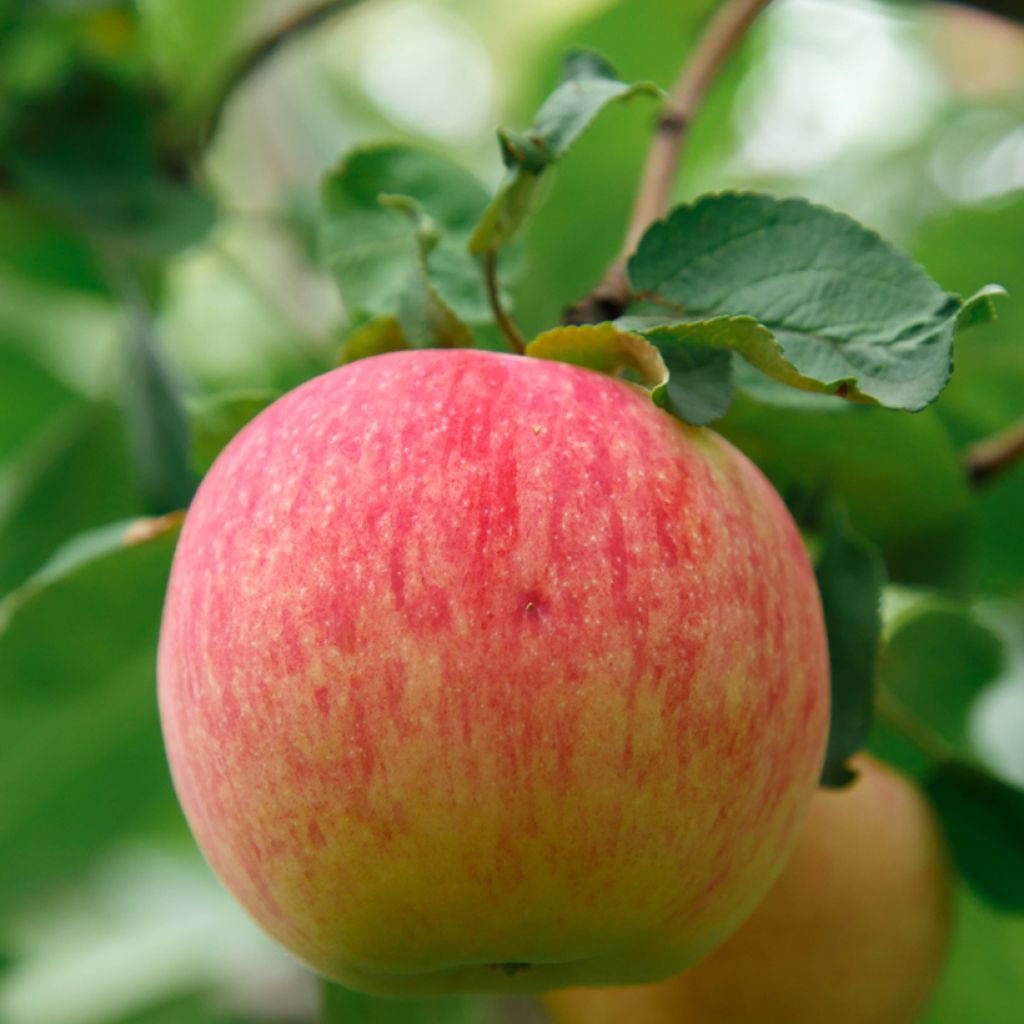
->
[
  {"left": 203, "top": 0, "right": 363, "bottom": 146},
  {"left": 876, "top": 688, "right": 953, "bottom": 764},
  {"left": 565, "top": 0, "right": 773, "bottom": 325},
  {"left": 484, "top": 250, "right": 527, "bottom": 354},
  {"left": 965, "top": 419, "right": 1024, "bottom": 487}
]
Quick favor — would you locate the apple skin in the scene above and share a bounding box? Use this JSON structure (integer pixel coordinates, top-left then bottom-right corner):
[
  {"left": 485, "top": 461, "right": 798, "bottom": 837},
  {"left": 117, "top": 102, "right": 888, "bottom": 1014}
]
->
[
  {"left": 157, "top": 348, "right": 830, "bottom": 995},
  {"left": 544, "top": 755, "right": 952, "bottom": 1023}
]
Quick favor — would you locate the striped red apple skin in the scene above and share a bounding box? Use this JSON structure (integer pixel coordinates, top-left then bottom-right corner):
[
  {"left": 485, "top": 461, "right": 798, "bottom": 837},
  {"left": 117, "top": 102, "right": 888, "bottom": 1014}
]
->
[{"left": 158, "top": 348, "right": 830, "bottom": 994}]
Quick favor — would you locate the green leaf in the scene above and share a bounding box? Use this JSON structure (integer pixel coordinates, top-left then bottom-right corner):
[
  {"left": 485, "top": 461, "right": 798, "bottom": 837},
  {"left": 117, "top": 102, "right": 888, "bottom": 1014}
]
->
[
  {"left": 880, "top": 606, "right": 1004, "bottom": 757},
  {"left": 0, "top": 197, "right": 109, "bottom": 294},
  {"left": 320, "top": 143, "right": 493, "bottom": 338},
  {"left": 0, "top": 515, "right": 180, "bottom": 911},
  {"left": 0, "top": 346, "right": 78, "bottom": 462},
  {"left": 816, "top": 509, "right": 885, "bottom": 787},
  {"left": 321, "top": 982, "right": 480, "bottom": 1024},
  {"left": 527, "top": 323, "right": 735, "bottom": 431},
  {"left": 525, "top": 322, "right": 729, "bottom": 427},
  {"left": 650, "top": 342, "right": 732, "bottom": 426},
  {"left": 123, "top": 305, "right": 197, "bottom": 513},
  {"left": 187, "top": 389, "right": 279, "bottom": 476},
  {"left": 637, "top": 317, "right": 788, "bottom": 424},
  {"left": 924, "top": 884, "right": 1024, "bottom": 1024},
  {"left": 525, "top": 322, "right": 667, "bottom": 384},
  {"left": 469, "top": 54, "right": 660, "bottom": 254},
  {"left": 628, "top": 192, "right": 1001, "bottom": 411},
  {"left": 0, "top": 512, "right": 181, "bottom": 699},
  {"left": 0, "top": 650, "right": 173, "bottom": 915},
  {"left": 636, "top": 315, "right": 818, "bottom": 406},
  {"left": 0, "top": 406, "right": 142, "bottom": 597},
  {"left": 559, "top": 48, "right": 618, "bottom": 82},
  {"left": 956, "top": 283, "right": 1006, "bottom": 332},
  {"left": 3, "top": 62, "right": 215, "bottom": 257},
  {"left": 926, "top": 761, "right": 1024, "bottom": 911},
  {"left": 716, "top": 383, "right": 975, "bottom": 589},
  {"left": 381, "top": 194, "right": 474, "bottom": 349}
]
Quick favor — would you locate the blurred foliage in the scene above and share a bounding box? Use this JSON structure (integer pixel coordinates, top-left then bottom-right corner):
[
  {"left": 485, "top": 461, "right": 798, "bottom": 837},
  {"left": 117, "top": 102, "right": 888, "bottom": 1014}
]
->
[{"left": 0, "top": 1, "right": 1022, "bottom": 1022}]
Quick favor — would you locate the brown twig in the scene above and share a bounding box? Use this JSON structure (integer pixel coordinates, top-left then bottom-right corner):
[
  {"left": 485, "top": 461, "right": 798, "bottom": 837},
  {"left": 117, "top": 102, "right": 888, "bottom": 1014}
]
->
[
  {"left": 564, "top": 0, "right": 773, "bottom": 325},
  {"left": 965, "top": 419, "right": 1024, "bottom": 487},
  {"left": 484, "top": 251, "right": 527, "bottom": 354},
  {"left": 203, "top": 0, "right": 364, "bottom": 146}
]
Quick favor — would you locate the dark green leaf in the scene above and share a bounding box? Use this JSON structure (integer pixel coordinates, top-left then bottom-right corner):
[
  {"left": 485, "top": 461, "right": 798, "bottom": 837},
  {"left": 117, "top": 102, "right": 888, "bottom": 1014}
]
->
[
  {"left": 0, "top": 405, "right": 142, "bottom": 597},
  {"left": 123, "top": 304, "right": 197, "bottom": 513},
  {"left": 816, "top": 509, "right": 885, "bottom": 787},
  {"left": 717, "top": 382, "right": 975, "bottom": 589},
  {"left": 927, "top": 761, "right": 1024, "bottom": 910},
  {"left": 469, "top": 59, "right": 660, "bottom": 254},
  {"left": 880, "top": 606, "right": 1004, "bottom": 756},
  {"left": 650, "top": 342, "right": 733, "bottom": 426},
  {"left": 0, "top": 515, "right": 180, "bottom": 911},
  {"left": 635, "top": 316, "right": 784, "bottom": 424},
  {"left": 3, "top": 63, "right": 214, "bottom": 257},
  {"left": 0, "top": 513, "right": 181, "bottom": 699},
  {"left": 0, "top": 197, "right": 109, "bottom": 294},
  {"left": 628, "top": 192, "right": 1001, "bottom": 411}
]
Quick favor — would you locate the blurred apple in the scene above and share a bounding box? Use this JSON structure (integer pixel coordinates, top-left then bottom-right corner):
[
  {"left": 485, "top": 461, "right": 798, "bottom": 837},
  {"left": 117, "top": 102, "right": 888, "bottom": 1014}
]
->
[
  {"left": 544, "top": 754, "right": 951, "bottom": 1023},
  {"left": 158, "top": 348, "right": 829, "bottom": 994}
]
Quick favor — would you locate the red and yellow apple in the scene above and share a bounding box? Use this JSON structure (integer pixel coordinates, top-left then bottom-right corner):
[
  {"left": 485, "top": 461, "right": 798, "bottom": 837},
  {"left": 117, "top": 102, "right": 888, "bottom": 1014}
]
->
[
  {"left": 157, "top": 348, "right": 830, "bottom": 994},
  {"left": 544, "top": 754, "right": 952, "bottom": 1023}
]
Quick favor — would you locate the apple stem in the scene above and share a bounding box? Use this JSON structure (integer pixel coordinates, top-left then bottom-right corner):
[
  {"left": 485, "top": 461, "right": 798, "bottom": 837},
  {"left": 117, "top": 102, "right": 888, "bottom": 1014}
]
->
[
  {"left": 564, "top": 0, "right": 774, "bottom": 325},
  {"left": 484, "top": 249, "right": 528, "bottom": 354}
]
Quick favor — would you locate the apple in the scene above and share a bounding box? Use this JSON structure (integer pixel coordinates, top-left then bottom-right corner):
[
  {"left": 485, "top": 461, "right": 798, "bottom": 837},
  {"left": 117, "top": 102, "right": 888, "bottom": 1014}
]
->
[
  {"left": 157, "top": 348, "right": 830, "bottom": 994},
  {"left": 544, "top": 754, "right": 952, "bottom": 1023}
]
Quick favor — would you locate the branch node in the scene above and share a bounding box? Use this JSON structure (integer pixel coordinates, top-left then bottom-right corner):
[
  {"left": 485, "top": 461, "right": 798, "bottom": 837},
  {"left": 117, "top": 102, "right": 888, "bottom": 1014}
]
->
[
  {"left": 656, "top": 109, "right": 690, "bottom": 136},
  {"left": 565, "top": 0, "right": 773, "bottom": 326}
]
